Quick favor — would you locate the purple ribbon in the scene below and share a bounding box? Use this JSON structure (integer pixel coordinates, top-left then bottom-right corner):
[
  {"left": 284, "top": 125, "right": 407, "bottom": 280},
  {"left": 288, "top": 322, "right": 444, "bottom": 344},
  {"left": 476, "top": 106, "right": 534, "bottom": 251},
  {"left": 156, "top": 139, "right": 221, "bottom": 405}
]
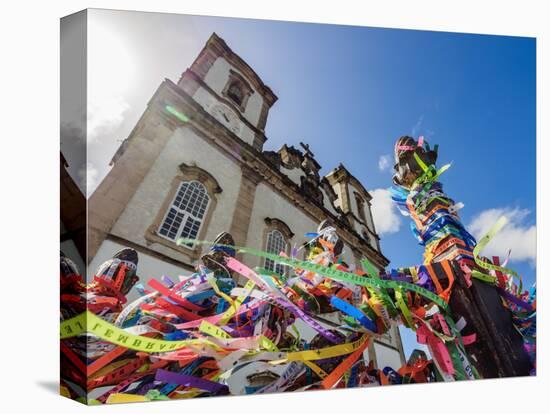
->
[
  {"left": 161, "top": 275, "right": 175, "bottom": 288},
  {"left": 497, "top": 288, "right": 534, "bottom": 312},
  {"left": 269, "top": 295, "right": 341, "bottom": 344},
  {"left": 417, "top": 271, "right": 429, "bottom": 286},
  {"left": 155, "top": 369, "right": 229, "bottom": 394},
  {"left": 135, "top": 380, "right": 158, "bottom": 395}
]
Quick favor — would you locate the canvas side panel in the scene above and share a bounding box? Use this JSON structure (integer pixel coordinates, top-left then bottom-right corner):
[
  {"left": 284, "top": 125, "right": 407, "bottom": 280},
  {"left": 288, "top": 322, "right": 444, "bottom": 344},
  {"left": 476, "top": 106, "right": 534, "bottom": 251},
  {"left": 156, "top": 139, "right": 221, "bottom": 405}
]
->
[{"left": 60, "top": 9, "right": 88, "bottom": 405}]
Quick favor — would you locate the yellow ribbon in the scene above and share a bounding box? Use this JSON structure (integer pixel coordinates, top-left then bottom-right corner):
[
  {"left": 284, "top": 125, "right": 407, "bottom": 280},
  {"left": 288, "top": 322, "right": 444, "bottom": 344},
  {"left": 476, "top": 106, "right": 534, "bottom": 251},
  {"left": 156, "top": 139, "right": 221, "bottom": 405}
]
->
[
  {"left": 278, "top": 334, "right": 369, "bottom": 363},
  {"left": 61, "top": 311, "right": 220, "bottom": 353},
  {"left": 472, "top": 216, "right": 522, "bottom": 291},
  {"left": 218, "top": 280, "right": 255, "bottom": 326}
]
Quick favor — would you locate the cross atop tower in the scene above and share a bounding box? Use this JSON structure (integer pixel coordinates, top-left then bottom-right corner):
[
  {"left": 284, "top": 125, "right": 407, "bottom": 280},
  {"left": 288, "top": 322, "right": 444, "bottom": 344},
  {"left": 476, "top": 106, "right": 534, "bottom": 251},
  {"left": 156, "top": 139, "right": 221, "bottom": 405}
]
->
[{"left": 300, "top": 142, "right": 315, "bottom": 158}]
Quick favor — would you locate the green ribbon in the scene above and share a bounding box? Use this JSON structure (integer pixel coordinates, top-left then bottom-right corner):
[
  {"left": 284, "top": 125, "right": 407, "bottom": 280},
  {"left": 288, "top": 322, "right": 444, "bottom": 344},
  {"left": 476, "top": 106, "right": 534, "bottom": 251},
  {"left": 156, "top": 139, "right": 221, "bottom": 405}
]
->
[
  {"left": 472, "top": 216, "right": 522, "bottom": 292},
  {"left": 178, "top": 238, "right": 449, "bottom": 310}
]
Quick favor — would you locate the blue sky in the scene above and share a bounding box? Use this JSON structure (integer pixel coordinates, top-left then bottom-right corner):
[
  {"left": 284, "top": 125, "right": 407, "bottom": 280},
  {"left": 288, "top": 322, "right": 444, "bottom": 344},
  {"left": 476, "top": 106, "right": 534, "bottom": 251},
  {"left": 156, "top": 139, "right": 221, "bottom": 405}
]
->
[
  {"left": 85, "top": 10, "right": 536, "bottom": 358},
  {"left": 185, "top": 16, "right": 536, "bottom": 278}
]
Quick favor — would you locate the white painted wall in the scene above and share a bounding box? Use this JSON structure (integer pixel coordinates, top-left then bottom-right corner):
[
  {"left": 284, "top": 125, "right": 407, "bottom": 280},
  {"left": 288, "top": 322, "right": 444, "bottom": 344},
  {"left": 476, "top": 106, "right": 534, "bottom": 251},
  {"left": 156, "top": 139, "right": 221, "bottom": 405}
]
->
[
  {"left": 281, "top": 165, "right": 306, "bottom": 186},
  {"left": 373, "top": 341, "right": 404, "bottom": 371},
  {"left": 340, "top": 241, "right": 357, "bottom": 268},
  {"left": 350, "top": 187, "right": 376, "bottom": 232},
  {"left": 365, "top": 201, "right": 375, "bottom": 231},
  {"left": 244, "top": 182, "right": 319, "bottom": 269},
  {"left": 320, "top": 187, "right": 338, "bottom": 216},
  {"left": 193, "top": 87, "right": 257, "bottom": 146},
  {"left": 347, "top": 186, "right": 379, "bottom": 250},
  {"left": 353, "top": 219, "right": 365, "bottom": 237},
  {"left": 107, "top": 126, "right": 242, "bottom": 267},
  {"left": 202, "top": 57, "right": 228, "bottom": 93},
  {"left": 331, "top": 182, "right": 343, "bottom": 210}
]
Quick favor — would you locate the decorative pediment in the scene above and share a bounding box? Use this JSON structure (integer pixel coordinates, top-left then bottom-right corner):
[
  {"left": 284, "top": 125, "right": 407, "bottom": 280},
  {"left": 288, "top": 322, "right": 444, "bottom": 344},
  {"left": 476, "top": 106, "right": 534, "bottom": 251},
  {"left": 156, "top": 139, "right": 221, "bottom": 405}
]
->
[
  {"left": 178, "top": 162, "right": 223, "bottom": 194},
  {"left": 263, "top": 217, "right": 295, "bottom": 239}
]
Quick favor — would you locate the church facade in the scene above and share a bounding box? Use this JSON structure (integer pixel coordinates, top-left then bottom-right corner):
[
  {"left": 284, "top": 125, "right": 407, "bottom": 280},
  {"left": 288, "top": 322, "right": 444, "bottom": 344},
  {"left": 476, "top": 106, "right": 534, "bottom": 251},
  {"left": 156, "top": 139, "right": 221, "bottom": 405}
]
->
[{"left": 88, "top": 33, "right": 405, "bottom": 370}]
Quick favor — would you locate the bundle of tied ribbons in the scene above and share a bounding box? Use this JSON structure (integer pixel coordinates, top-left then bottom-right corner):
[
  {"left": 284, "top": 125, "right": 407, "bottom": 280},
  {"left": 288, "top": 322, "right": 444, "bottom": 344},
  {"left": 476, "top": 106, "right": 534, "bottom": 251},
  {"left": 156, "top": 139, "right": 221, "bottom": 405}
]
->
[
  {"left": 60, "top": 141, "right": 535, "bottom": 402},
  {"left": 59, "top": 236, "right": 461, "bottom": 403},
  {"left": 389, "top": 136, "right": 536, "bottom": 373}
]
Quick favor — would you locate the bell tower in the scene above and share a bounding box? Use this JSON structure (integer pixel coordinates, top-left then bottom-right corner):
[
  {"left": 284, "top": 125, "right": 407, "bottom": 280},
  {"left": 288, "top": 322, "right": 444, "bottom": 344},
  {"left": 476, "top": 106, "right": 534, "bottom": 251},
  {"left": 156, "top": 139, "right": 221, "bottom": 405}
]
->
[
  {"left": 325, "top": 164, "right": 380, "bottom": 251},
  {"left": 177, "top": 33, "right": 278, "bottom": 150}
]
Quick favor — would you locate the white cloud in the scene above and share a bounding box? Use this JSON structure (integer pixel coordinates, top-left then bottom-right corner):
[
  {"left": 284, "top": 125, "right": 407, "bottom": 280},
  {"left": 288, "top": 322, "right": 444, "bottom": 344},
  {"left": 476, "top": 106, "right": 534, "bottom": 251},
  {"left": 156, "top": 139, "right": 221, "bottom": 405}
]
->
[
  {"left": 411, "top": 114, "right": 424, "bottom": 136},
  {"left": 87, "top": 19, "right": 135, "bottom": 143},
  {"left": 87, "top": 95, "right": 130, "bottom": 142},
  {"left": 77, "top": 162, "right": 100, "bottom": 197},
  {"left": 378, "top": 154, "right": 392, "bottom": 172},
  {"left": 468, "top": 207, "right": 536, "bottom": 264},
  {"left": 370, "top": 188, "right": 401, "bottom": 235}
]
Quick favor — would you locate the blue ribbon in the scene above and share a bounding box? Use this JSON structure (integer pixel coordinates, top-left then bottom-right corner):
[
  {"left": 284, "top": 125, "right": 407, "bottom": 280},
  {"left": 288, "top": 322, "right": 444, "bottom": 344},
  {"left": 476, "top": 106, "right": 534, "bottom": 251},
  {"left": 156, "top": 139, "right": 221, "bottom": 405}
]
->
[{"left": 330, "top": 296, "right": 378, "bottom": 333}]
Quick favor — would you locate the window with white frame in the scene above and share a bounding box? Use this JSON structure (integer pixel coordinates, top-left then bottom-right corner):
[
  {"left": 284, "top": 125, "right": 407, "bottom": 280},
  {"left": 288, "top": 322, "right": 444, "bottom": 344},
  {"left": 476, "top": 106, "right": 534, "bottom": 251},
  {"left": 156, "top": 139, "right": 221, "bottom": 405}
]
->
[
  {"left": 158, "top": 181, "right": 209, "bottom": 244},
  {"left": 264, "top": 229, "right": 287, "bottom": 275}
]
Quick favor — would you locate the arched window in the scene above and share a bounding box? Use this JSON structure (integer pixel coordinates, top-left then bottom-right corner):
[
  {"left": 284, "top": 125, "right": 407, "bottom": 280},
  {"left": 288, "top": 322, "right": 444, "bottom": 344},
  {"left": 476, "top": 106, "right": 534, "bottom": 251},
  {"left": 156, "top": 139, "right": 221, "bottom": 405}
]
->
[
  {"left": 264, "top": 229, "right": 287, "bottom": 275},
  {"left": 226, "top": 81, "right": 244, "bottom": 106},
  {"left": 158, "top": 180, "right": 210, "bottom": 243},
  {"left": 147, "top": 163, "right": 222, "bottom": 260},
  {"left": 222, "top": 70, "right": 254, "bottom": 112}
]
